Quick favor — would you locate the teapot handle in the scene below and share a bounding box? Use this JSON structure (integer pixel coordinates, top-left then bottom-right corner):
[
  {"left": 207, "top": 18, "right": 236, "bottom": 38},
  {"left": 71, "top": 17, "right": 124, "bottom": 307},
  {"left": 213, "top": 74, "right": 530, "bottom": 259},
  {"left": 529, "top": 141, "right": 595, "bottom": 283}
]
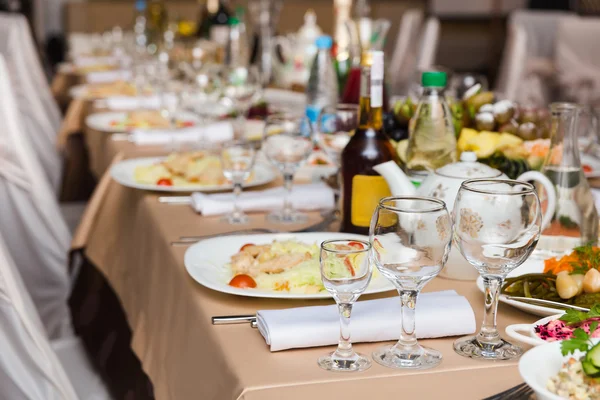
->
[{"left": 517, "top": 171, "right": 556, "bottom": 231}]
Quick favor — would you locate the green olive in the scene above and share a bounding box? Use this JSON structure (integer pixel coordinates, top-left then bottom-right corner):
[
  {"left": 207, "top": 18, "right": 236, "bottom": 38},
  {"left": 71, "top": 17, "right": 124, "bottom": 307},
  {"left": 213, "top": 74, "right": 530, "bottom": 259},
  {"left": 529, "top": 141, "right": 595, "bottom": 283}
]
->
[
  {"left": 475, "top": 112, "right": 496, "bottom": 131},
  {"left": 518, "top": 122, "right": 538, "bottom": 140}
]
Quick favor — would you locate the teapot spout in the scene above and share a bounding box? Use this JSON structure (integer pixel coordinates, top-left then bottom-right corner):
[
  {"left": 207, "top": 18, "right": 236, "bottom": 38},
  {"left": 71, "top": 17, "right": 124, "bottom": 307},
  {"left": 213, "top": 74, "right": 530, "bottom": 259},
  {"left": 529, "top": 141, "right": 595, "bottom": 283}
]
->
[{"left": 374, "top": 161, "right": 417, "bottom": 196}]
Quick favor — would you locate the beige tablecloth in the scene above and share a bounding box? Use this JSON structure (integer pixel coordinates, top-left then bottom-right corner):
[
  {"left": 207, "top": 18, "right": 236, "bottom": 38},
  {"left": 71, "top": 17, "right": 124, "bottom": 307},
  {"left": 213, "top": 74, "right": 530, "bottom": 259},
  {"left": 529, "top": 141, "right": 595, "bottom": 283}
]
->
[{"left": 63, "top": 94, "right": 539, "bottom": 400}]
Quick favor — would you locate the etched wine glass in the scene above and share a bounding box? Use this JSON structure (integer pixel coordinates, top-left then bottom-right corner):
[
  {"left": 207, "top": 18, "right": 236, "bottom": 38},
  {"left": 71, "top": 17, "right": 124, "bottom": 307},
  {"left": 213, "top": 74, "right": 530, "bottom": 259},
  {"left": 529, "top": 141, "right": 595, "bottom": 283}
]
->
[
  {"left": 453, "top": 179, "right": 542, "bottom": 360},
  {"left": 263, "top": 113, "right": 313, "bottom": 223},
  {"left": 370, "top": 196, "right": 452, "bottom": 370},
  {"left": 318, "top": 239, "right": 373, "bottom": 372},
  {"left": 220, "top": 140, "right": 257, "bottom": 224}
]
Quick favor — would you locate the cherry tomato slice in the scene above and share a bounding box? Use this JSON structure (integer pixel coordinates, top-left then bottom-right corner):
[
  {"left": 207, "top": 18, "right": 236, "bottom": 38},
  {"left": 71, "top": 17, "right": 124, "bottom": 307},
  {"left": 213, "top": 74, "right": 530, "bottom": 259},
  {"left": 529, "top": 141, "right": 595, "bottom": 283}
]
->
[
  {"left": 583, "top": 164, "right": 593, "bottom": 173},
  {"left": 239, "top": 243, "right": 254, "bottom": 252},
  {"left": 156, "top": 178, "right": 173, "bottom": 186},
  {"left": 348, "top": 241, "right": 365, "bottom": 250},
  {"left": 229, "top": 274, "right": 257, "bottom": 288},
  {"left": 344, "top": 257, "right": 356, "bottom": 277},
  {"left": 181, "top": 121, "right": 195, "bottom": 127}
]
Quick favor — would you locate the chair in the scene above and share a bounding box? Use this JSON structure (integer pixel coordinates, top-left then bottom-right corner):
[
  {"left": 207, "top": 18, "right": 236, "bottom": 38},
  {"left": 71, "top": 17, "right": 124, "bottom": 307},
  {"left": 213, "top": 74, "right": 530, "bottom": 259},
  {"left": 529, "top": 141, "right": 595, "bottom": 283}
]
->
[
  {"left": 555, "top": 16, "right": 600, "bottom": 105},
  {"left": 495, "top": 23, "right": 528, "bottom": 103},
  {"left": 389, "top": 9, "right": 424, "bottom": 95},
  {"left": 496, "top": 10, "right": 574, "bottom": 106},
  {"left": 0, "top": 231, "right": 78, "bottom": 400},
  {"left": 0, "top": 229, "right": 111, "bottom": 400},
  {"left": 416, "top": 17, "right": 441, "bottom": 72},
  {"left": 0, "top": 13, "right": 63, "bottom": 194},
  {"left": 0, "top": 54, "right": 72, "bottom": 340}
]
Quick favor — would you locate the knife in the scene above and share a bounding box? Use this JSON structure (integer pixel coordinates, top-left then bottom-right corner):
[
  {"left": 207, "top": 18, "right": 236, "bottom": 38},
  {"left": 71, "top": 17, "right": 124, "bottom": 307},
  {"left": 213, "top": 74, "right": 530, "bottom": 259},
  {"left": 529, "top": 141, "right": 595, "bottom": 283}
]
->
[{"left": 505, "top": 296, "right": 590, "bottom": 312}]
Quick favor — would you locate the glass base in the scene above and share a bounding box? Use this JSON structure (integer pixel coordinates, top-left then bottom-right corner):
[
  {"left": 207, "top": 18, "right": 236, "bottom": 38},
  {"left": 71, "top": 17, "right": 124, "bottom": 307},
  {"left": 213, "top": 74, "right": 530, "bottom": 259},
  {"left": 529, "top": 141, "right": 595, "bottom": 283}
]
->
[
  {"left": 221, "top": 212, "right": 249, "bottom": 225},
  {"left": 266, "top": 210, "right": 308, "bottom": 224},
  {"left": 453, "top": 335, "right": 523, "bottom": 360},
  {"left": 372, "top": 344, "right": 442, "bottom": 370},
  {"left": 318, "top": 351, "right": 371, "bottom": 372}
]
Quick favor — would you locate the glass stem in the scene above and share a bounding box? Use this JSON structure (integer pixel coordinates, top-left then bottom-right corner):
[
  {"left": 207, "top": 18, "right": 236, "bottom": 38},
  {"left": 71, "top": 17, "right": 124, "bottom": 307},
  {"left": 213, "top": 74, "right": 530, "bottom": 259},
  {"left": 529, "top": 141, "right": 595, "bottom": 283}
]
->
[
  {"left": 235, "top": 113, "right": 247, "bottom": 139},
  {"left": 333, "top": 303, "right": 354, "bottom": 359},
  {"left": 478, "top": 275, "right": 503, "bottom": 345},
  {"left": 397, "top": 290, "right": 419, "bottom": 350},
  {"left": 283, "top": 173, "right": 294, "bottom": 218},
  {"left": 232, "top": 181, "right": 243, "bottom": 219}
]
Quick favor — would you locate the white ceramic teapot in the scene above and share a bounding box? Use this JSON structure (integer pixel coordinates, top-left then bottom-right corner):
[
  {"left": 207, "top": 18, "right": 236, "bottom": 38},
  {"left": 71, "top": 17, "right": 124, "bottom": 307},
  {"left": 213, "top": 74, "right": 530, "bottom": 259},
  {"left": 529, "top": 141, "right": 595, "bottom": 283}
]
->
[{"left": 374, "top": 151, "right": 557, "bottom": 280}]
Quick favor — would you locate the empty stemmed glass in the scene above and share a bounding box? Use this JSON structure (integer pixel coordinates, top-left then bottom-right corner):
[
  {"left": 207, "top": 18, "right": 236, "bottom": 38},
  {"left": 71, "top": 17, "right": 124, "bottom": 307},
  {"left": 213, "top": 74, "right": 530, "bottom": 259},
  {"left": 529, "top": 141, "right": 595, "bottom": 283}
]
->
[
  {"left": 222, "top": 65, "right": 262, "bottom": 137},
  {"left": 263, "top": 113, "right": 313, "bottom": 223},
  {"left": 370, "top": 197, "right": 452, "bottom": 370},
  {"left": 318, "top": 239, "right": 373, "bottom": 372},
  {"left": 219, "top": 140, "right": 257, "bottom": 224},
  {"left": 453, "top": 179, "right": 542, "bottom": 360},
  {"left": 316, "top": 104, "right": 358, "bottom": 190}
]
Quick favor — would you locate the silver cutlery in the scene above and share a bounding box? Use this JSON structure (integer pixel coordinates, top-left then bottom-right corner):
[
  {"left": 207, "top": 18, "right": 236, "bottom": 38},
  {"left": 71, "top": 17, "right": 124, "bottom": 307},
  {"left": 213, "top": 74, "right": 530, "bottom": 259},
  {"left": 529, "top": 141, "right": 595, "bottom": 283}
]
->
[
  {"left": 505, "top": 295, "right": 590, "bottom": 312},
  {"left": 483, "top": 382, "right": 533, "bottom": 400},
  {"left": 158, "top": 196, "right": 192, "bottom": 205},
  {"left": 212, "top": 315, "right": 256, "bottom": 325},
  {"left": 170, "top": 210, "right": 339, "bottom": 246}
]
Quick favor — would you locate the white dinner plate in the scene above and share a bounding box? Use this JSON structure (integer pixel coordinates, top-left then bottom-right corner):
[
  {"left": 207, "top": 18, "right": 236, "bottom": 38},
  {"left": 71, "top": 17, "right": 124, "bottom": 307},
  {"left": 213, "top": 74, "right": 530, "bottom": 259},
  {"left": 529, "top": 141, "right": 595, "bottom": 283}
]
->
[
  {"left": 85, "top": 111, "right": 202, "bottom": 133},
  {"left": 476, "top": 257, "right": 560, "bottom": 317},
  {"left": 581, "top": 153, "right": 600, "bottom": 178},
  {"left": 184, "top": 232, "right": 395, "bottom": 299},
  {"left": 110, "top": 156, "right": 276, "bottom": 193}
]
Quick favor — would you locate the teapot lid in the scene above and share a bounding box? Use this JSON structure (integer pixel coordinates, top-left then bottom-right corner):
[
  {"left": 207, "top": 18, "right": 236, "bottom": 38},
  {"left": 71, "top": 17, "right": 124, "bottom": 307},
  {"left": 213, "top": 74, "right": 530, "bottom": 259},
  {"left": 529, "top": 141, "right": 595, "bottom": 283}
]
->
[{"left": 435, "top": 152, "right": 502, "bottom": 179}]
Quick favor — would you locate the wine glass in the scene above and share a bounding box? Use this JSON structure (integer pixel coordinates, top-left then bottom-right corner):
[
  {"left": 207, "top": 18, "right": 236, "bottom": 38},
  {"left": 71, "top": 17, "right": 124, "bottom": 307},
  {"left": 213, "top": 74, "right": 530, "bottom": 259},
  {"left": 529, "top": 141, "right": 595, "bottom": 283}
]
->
[
  {"left": 316, "top": 104, "right": 357, "bottom": 167},
  {"left": 318, "top": 239, "right": 373, "bottom": 372},
  {"left": 370, "top": 196, "right": 452, "bottom": 370},
  {"left": 220, "top": 140, "right": 257, "bottom": 224},
  {"left": 263, "top": 113, "right": 313, "bottom": 223},
  {"left": 453, "top": 179, "right": 542, "bottom": 360},
  {"left": 221, "top": 65, "right": 262, "bottom": 137}
]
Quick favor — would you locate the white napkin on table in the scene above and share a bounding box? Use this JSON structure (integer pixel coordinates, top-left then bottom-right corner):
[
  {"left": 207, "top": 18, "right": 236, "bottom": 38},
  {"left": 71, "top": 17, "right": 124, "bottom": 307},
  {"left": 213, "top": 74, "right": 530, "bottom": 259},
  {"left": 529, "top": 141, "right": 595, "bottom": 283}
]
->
[
  {"left": 74, "top": 55, "right": 120, "bottom": 67},
  {"left": 129, "top": 121, "right": 233, "bottom": 146},
  {"left": 105, "top": 96, "right": 161, "bottom": 110},
  {"left": 86, "top": 70, "right": 132, "bottom": 84},
  {"left": 191, "top": 183, "right": 335, "bottom": 216},
  {"left": 257, "top": 290, "right": 476, "bottom": 352}
]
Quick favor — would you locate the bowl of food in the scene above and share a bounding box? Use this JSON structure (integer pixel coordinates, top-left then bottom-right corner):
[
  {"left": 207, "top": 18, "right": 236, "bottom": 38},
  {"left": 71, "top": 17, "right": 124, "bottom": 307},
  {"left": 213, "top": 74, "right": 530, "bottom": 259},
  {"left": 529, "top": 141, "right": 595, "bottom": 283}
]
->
[
  {"left": 507, "top": 307, "right": 600, "bottom": 346},
  {"left": 520, "top": 332, "right": 600, "bottom": 400}
]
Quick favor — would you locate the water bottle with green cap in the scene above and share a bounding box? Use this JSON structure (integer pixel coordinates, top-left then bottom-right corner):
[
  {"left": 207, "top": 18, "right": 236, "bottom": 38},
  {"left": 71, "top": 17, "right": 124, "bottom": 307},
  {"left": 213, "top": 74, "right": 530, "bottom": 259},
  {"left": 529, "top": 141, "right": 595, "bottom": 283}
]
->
[{"left": 406, "top": 71, "right": 457, "bottom": 176}]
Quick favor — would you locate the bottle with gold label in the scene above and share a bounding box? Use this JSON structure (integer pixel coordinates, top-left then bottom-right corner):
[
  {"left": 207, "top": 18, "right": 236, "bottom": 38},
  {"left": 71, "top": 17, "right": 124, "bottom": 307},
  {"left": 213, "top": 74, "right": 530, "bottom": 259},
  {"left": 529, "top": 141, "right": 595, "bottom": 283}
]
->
[{"left": 340, "top": 51, "right": 398, "bottom": 234}]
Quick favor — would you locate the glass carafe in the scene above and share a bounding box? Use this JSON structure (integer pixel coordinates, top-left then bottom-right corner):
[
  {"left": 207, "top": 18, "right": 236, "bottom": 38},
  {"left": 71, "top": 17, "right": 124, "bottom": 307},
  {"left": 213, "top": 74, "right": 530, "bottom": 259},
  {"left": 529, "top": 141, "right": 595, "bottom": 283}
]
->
[{"left": 537, "top": 102, "right": 599, "bottom": 255}]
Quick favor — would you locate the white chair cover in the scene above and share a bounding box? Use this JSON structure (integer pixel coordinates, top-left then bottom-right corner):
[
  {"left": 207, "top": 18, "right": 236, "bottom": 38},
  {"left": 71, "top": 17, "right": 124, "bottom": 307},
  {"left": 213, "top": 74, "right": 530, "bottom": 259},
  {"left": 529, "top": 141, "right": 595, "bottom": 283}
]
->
[
  {"left": 389, "top": 9, "right": 424, "bottom": 95},
  {"left": 0, "top": 55, "right": 72, "bottom": 340},
  {"left": 416, "top": 17, "right": 440, "bottom": 72},
  {"left": 495, "top": 23, "right": 527, "bottom": 103},
  {"left": 555, "top": 17, "right": 600, "bottom": 106},
  {"left": 0, "top": 13, "right": 63, "bottom": 193},
  {"left": 0, "top": 231, "right": 78, "bottom": 400}
]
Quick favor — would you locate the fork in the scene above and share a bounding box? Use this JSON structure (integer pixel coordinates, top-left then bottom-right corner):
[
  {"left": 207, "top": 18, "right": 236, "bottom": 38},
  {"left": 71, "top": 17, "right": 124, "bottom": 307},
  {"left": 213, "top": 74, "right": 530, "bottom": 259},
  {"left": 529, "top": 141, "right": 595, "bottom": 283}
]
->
[{"left": 483, "top": 383, "right": 534, "bottom": 400}]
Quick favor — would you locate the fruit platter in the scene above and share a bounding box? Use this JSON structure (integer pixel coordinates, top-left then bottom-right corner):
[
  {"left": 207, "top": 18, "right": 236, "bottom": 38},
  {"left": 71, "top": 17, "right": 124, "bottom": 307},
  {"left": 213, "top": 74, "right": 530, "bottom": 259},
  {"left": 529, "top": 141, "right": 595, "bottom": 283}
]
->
[{"left": 389, "top": 90, "right": 600, "bottom": 179}]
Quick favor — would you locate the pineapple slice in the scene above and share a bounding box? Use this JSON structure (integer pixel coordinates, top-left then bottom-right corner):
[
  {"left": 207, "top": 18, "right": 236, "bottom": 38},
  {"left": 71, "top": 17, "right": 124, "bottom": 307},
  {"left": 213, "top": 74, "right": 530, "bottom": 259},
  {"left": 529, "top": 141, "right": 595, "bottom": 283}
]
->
[
  {"left": 466, "top": 131, "right": 501, "bottom": 158},
  {"left": 457, "top": 128, "right": 479, "bottom": 152},
  {"left": 496, "top": 132, "right": 523, "bottom": 150}
]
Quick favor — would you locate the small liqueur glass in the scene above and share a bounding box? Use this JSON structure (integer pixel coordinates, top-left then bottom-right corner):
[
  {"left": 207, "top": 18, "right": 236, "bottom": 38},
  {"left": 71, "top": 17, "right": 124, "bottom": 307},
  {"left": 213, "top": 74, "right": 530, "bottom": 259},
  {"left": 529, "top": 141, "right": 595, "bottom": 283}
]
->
[
  {"left": 370, "top": 196, "right": 452, "bottom": 370},
  {"left": 453, "top": 179, "right": 542, "bottom": 360},
  {"left": 318, "top": 239, "right": 373, "bottom": 372},
  {"left": 219, "top": 140, "right": 257, "bottom": 224}
]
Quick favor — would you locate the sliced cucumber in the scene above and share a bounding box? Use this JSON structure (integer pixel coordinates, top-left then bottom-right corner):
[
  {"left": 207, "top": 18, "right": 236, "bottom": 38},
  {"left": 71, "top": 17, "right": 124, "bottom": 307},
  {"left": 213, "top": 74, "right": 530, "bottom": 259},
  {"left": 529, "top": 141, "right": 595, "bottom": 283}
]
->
[
  {"left": 582, "top": 359, "right": 600, "bottom": 377},
  {"left": 587, "top": 342, "right": 600, "bottom": 369}
]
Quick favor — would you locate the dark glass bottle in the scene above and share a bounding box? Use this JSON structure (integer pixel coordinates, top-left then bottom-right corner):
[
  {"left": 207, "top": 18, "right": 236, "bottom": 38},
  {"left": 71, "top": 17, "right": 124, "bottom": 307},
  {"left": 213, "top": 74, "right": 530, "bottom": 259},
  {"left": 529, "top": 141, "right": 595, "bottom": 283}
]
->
[
  {"left": 340, "top": 51, "right": 398, "bottom": 234},
  {"left": 197, "top": 0, "right": 231, "bottom": 45}
]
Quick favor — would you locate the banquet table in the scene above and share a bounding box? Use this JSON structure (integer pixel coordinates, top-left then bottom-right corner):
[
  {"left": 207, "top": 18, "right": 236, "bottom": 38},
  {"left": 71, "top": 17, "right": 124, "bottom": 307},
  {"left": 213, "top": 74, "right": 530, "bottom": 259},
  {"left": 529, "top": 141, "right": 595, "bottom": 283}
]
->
[{"left": 52, "top": 86, "right": 544, "bottom": 400}]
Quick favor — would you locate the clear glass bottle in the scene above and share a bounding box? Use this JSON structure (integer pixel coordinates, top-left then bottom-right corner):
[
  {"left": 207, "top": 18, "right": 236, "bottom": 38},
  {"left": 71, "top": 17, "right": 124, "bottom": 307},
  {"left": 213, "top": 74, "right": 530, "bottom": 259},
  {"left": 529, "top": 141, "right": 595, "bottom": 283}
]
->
[
  {"left": 305, "top": 35, "right": 338, "bottom": 125},
  {"left": 538, "top": 102, "right": 599, "bottom": 253},
  {"left": 406, "top": 71, "right": 457, "bottom": 177}
]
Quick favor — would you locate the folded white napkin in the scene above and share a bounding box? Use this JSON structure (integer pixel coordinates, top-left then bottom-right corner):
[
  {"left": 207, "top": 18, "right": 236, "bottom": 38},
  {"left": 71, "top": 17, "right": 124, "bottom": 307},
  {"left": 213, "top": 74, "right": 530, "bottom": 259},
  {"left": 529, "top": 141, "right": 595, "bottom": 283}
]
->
[
  {"left": 129, "top": 121, "right": 233, "bottom": 146},
  {"left": 257, "top": 290, "right": 476, "bottom": 351},
  {"left": 74, "top": 56, "right": 120, "bottom": 67},
  {"left": 105, "top": 96, "right": 161, "bottom": 110},
  {"left": 86, "top": 70, "right": 132, "bottom": 84},
  {"left": 191, "top": 183, "right": 335, "bottom": 216}
]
